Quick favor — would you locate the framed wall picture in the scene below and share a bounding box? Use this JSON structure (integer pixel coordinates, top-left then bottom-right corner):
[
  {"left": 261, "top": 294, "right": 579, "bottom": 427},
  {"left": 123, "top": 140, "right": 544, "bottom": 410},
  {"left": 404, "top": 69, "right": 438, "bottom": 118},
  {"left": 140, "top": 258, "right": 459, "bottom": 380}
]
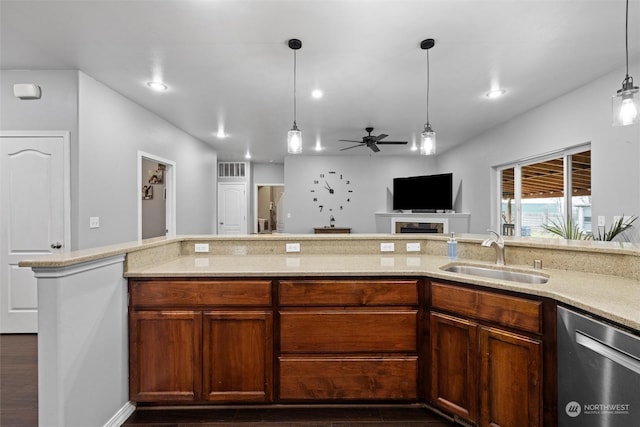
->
[
  {"left": 142, "top": 185, "right": 153, "bottom": 200},
  {"left": 148, "top": 169, "right": 164, "bottom": 184}
]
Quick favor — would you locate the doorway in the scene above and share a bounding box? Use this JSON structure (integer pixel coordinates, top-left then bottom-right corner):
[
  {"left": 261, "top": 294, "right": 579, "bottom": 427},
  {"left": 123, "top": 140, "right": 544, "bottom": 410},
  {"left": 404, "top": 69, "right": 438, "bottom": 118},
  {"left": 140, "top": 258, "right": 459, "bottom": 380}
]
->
[
  {"left": 255, "top": 185, "right": 284, "bottom": 234},
  {"left": 0, "top": 131, "right": 71, "bottom": 333},
  {"left": 138, "top": 151, "right": 176, "bottom": 240},
  {"left": 218, "top": 182, "right": 247, "bottom": 235}
]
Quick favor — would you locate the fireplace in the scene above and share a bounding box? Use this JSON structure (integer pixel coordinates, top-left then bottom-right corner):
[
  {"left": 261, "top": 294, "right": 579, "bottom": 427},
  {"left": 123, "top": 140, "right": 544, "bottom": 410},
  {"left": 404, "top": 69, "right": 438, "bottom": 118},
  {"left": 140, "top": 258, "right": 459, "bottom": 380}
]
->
[{"left": 392, "top": 218, "right": 448, "bottom": 234}]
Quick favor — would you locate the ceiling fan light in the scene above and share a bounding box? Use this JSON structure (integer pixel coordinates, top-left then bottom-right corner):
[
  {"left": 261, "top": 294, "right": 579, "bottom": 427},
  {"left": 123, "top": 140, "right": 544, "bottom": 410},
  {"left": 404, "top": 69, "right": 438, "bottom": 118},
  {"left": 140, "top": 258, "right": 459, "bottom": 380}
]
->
[
  {"left": 287, "top": 122, "right": 302, "bottom": 154},
  {"left": 612, "top": 81, "right": 639, "bottom": 126},
  {"left": 420, "top": 124, "right": 436, "bottom": 156}
]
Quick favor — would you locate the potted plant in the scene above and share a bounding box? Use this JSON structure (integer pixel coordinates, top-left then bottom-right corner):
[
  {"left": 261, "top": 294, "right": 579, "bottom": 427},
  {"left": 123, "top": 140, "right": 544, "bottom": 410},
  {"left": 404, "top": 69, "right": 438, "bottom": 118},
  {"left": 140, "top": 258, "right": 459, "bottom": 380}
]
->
[{"left": 541, "top": 215, "right": 637, "bottom": 241}]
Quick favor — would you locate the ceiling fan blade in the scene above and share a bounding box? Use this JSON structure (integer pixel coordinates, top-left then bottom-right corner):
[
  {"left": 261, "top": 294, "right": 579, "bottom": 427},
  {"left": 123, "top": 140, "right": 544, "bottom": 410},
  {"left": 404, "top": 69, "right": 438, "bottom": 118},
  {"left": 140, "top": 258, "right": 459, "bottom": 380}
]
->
[
  {"left": 369, "top": 144, "right": 381, "bottom": 153},
  {"left": 338, "top": 139, "right": 363, "bottom": 143},
  {"left": 376, "top": 141, "right": 408, "bottom": 145},
  {"left": 340, "top": 144, "right": 364, "bottom": 151},
  {"left": 375, "top": 134, "right": 388, "bottom": 141}
]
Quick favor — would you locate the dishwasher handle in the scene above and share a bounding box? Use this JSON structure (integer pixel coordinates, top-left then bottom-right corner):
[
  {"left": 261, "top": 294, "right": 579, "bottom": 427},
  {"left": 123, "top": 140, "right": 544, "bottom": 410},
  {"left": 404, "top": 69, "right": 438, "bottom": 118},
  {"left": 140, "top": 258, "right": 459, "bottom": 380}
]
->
[{"left": 576, "top": 330, "right": 640, "bottom": 375}]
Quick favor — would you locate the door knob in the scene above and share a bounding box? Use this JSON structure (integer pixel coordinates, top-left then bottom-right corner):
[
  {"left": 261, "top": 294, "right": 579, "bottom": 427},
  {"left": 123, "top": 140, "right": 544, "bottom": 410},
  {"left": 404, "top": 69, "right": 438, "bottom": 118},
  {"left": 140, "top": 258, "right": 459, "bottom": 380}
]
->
[{"left": 50, "top": 242, "right": 62, "bottom": 249}]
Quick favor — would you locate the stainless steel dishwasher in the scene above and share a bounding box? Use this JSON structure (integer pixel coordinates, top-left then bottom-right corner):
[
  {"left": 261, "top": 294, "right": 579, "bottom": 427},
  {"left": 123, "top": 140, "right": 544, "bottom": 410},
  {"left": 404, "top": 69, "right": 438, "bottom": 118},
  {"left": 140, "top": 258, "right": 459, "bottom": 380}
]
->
[{"left": 558, "top": 306, "right": 640, "bottom": 426}]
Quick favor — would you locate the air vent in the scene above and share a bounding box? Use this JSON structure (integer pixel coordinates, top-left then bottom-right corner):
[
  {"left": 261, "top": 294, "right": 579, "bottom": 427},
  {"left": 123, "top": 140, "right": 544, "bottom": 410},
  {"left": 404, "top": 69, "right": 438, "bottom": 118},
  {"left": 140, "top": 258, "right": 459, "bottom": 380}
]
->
[{"left": 218, "top": 162, "right": 246, "bottom": 178}]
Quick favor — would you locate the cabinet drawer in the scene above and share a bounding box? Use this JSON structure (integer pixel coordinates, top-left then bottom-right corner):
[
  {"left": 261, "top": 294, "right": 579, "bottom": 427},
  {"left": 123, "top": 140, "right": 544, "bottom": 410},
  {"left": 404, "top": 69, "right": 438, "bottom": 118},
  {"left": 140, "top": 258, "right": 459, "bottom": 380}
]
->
[
  {"left": 279, "top": 279, "right": 418, "bottom": 306},
  {"left": 431, "top": 282, "right": 542, "bottom": 334},
  {"left": 129, "top": 280, "right": 272, "bottom": 307},
  {"left": 279, "top": 357, "right": 418, "bottom": 400},
  {"left": 280, "top": 310, "right": 417, "bottom": 353}
]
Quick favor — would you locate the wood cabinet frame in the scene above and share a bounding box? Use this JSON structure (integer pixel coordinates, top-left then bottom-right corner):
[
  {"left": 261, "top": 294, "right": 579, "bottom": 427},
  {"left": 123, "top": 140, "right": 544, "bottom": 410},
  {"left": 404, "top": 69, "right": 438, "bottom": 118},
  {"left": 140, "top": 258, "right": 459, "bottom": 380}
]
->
[{"left": 127, "top": 276, "right": 557, "bottom": 426}]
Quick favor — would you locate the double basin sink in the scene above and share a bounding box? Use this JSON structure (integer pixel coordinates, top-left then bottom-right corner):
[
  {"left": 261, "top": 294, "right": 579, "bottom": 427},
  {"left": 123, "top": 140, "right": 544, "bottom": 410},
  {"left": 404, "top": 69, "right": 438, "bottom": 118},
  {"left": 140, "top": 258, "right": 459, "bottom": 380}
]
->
[{"left": 442, "top": 263, "right": 549, "bottom": 285}]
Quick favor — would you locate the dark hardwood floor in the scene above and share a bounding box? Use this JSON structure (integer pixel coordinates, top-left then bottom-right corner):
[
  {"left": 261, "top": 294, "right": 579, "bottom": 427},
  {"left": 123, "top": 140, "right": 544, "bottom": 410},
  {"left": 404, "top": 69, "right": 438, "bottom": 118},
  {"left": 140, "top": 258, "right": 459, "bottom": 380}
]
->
[
  {"left": 0, "top": 334, "right": 456, "bottom": 427},
  {"left": 0, "top": 334, "right": 38, "bottom": 427}
]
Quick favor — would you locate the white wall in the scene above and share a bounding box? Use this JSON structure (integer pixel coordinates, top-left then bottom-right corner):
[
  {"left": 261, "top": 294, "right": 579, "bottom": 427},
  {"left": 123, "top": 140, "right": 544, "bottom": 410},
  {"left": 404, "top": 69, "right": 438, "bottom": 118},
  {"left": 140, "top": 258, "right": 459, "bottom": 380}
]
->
[
  {"left": 284, "top": 155, "right": 438, "bottom": 233},
  {"left": 253, "top": 162, "right": 284, "bottom": 184},
  {"left": 78, "top": 72, "right": 218, "bottom": 249},
  {"left": 437, "top": 60, "right": 640, "bottom": 233},
  {"left": 0, "top": 70, "right": 82, "bottom": 247},
  {"left": 1, "top": 70, "right": 218, "bottom": 249},
  {"left": 36, "top": 256, "right": 131, "bottom": 427}
]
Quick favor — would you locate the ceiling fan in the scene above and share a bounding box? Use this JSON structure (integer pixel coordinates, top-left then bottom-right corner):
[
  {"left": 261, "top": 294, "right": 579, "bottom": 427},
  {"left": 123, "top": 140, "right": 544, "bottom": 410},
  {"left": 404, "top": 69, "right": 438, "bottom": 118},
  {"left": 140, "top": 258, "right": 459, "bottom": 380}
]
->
[{"left": 339, "top": 127, "right": 408, "bottom": 153}]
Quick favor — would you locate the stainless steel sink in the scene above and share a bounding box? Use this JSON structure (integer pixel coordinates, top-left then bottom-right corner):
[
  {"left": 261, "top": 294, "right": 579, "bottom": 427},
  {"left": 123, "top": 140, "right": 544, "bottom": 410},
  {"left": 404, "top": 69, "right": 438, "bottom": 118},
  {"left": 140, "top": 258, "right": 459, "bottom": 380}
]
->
[{"left": 442, "top": 264, "right": 549, "bottom": 284}]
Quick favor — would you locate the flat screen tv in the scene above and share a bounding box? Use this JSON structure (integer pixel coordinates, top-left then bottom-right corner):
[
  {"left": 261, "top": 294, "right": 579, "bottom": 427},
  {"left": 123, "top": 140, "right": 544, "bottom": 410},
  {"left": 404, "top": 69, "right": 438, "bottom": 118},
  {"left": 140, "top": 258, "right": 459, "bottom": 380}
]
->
[{"left": 393, "top": 173, "right": 453, "bottom": 212}]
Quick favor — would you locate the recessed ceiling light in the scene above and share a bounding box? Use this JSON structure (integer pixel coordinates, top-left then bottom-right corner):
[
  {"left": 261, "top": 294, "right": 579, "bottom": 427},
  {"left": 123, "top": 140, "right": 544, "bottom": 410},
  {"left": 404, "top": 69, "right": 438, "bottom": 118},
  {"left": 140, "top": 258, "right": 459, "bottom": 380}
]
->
[
  {"left": 215, "top": 130, "right": 228, "bottom": 138},
  {"left": 147, "top": 81, "right": 168, "bottom": 91},
  {"left": 486, "top": 89, "right": 506, "bottom": 99},
  {"left": 311, "top": 89, "right": 323, "bottom": 99},
  {"left": 244, "top": 150, "right": 251, "bottom": 159}
]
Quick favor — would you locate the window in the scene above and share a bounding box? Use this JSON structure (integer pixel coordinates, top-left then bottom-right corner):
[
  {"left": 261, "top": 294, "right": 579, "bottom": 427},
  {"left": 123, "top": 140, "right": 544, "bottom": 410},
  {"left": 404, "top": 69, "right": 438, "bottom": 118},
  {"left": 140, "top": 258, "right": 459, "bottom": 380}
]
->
[{"left": 498, "top": 146, "right": 591, "bottom": 238}]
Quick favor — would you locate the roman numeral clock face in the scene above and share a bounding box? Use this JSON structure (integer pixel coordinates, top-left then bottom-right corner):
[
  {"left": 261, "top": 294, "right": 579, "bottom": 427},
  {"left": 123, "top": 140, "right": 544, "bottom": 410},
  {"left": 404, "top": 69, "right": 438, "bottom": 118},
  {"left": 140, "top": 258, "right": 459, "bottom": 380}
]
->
[{"left": 311, "top": 171, "right": 353, "bottom": 214}]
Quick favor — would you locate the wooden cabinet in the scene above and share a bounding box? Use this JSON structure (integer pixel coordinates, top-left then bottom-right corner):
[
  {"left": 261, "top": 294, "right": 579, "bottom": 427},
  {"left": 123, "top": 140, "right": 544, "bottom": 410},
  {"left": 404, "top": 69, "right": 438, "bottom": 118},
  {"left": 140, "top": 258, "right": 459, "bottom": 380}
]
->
[
  {"left": 278, "top": 279, "right": 419, "bottom": 401},
  {"left": 129, "top": 279, "right": 273, "bottom": 403},
  {"left": 479, "top": 326, "right": 542, "bottom": 427},
  {"left": 430, "top": 312, "right": 478, "bottom": 422},
  {"left": 203, "top": 311, "right": 273, "bottom": 402},
  {"left": 429, "top": 281, "right": 543, "bottom": 427},
  {"left": 127, "top": 274, "right": 554, "bottom": 421},
  {"left": 129, "top": 310, "right": 202, "bottom": 402}
]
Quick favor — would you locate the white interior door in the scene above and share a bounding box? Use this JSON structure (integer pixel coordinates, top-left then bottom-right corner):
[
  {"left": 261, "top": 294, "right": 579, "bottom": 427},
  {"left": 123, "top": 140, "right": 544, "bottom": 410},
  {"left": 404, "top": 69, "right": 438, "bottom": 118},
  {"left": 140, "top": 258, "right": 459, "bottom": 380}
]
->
[
  {"left": 218, "top": 183, "right": 247, "bottom": 235},
  {"left": 0, "top": 133, "right": 69, "bottom": 333}
]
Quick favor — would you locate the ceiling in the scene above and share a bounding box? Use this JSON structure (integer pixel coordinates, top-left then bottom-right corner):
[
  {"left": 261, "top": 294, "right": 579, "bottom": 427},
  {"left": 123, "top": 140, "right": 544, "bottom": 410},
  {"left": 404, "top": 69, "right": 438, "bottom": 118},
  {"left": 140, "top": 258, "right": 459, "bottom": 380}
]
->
[{"left": 1, "top": 0, "right": 639, "bottom": 163}]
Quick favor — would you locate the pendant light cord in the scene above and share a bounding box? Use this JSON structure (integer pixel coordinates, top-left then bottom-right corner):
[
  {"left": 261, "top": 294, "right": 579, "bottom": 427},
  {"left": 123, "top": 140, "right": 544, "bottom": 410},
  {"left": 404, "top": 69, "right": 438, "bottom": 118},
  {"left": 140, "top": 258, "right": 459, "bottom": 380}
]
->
[
  {"left": 623, "top": 0, "right": 631, "bottom": 83},
  {"left": 293, "top": 49, "right": 297, "bottom": 125},
  {"left": 426, "top": 49, "right": 430, "bottom": 125}
]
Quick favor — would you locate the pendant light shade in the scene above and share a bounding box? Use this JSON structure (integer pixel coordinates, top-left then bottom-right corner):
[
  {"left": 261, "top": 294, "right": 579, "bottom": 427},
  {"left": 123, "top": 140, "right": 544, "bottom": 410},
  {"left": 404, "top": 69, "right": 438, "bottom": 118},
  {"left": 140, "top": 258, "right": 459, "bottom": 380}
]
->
[
  {"left": 420, "top": 38, "right": 436, "bottom": 155},
  {"left": 287, "top": 39, "right": 303, "bottom": 153},
  {"left": 420, "top": 123, "right": 436, "bottom": 156},
  {"left": 612, "top": 0, "right": 639, "bottom": 126},
  {"left": 287, "top": 123, "right": 302, "bottom": 154},
  {"left": 613, "top": 78, "right": 639, "bottom": 126}
]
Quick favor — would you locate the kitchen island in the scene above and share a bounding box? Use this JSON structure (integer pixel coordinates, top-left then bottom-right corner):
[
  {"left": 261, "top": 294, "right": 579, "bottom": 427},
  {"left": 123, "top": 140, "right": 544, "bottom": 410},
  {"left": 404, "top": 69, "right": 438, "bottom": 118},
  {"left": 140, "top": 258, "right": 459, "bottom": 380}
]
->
[{"left": 21, "top": 234, "right": 640, "bottom": 427}]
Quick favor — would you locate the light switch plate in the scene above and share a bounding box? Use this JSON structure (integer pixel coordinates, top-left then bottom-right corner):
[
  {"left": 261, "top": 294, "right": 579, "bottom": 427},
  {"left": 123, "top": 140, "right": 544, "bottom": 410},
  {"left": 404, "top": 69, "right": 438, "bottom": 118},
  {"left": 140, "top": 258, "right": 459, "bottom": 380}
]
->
[
  {"left": 597, "top": 216, "right": 606, "bottom": 227},
  {"left": 406, "top": 242, "right": 421, "bottom": 252},
  {"left": 380, "top": 242, "right": 395, "bottom": 252},
  {"left": 286, "top": 243, "right": 300, "bottom": 253},
  {"left": 194, "top": 243, "right": 209, "bottom": 253},
  {"left": 89, "top": 217, "right": 100, "bottom": 229}
]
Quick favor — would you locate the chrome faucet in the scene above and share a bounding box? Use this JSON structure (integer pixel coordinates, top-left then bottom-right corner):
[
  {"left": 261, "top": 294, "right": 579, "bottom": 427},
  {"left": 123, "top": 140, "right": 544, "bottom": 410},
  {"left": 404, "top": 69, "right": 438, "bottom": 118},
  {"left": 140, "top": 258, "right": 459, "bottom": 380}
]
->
[{"left": 481, "top": 229, "right": 505, "bottom": 265}]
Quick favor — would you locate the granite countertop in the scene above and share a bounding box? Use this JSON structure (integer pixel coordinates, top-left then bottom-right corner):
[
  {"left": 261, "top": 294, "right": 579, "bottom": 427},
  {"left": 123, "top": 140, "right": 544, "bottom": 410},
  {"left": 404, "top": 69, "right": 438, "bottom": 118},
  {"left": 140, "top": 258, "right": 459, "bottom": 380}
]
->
[
  {"left": 125, "top": 252, "right": 640, "bottom": 332},
  {"left": 20, "top": 234, "right": 640, "bottom": 332}
]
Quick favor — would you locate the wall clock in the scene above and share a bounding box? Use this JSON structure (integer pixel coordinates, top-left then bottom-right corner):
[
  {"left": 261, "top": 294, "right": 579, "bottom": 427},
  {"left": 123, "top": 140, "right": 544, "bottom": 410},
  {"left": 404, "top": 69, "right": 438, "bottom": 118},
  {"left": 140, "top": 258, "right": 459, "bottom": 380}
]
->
[{"left": 310, "top": 170, "right": 353, "bottom": 214}]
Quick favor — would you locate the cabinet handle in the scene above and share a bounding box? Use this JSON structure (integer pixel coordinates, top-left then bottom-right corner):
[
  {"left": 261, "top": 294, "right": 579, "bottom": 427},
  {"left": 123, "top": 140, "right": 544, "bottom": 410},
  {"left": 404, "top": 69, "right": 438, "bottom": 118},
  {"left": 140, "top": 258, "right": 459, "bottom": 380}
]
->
[{"left": 50, "top": 242, "right": 63, "bottom": 249}]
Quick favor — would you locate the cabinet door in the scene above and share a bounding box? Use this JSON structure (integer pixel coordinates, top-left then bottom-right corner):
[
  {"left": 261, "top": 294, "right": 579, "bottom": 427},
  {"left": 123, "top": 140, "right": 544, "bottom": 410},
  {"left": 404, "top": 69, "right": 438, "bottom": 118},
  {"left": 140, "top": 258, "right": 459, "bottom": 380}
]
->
[
  {"left": 430, "top": 312, "right": 479, "bottom": 424},
  {"left": 479, "top": 326, "right": 542, "bottom": 427},
  {"left": 129, "top": 311, "right": 202, "bottom": 402},
  {"left": 203, "top": 311, "right": 273, "bottom": 402}
]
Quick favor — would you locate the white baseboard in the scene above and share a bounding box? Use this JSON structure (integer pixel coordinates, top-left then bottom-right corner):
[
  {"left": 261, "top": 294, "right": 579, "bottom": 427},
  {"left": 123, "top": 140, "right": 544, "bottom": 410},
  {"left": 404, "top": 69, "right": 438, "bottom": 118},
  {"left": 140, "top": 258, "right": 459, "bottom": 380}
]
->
[{"left": 104, "top": 401, "right": 136, "bottom": 427}]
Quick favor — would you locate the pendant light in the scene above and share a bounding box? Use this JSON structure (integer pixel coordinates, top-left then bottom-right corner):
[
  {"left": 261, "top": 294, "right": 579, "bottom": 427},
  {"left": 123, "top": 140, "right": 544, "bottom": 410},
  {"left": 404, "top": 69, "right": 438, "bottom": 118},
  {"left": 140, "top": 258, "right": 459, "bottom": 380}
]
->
[
  {"left": 420, "top": 38, "right": 436, "bottom": 155},
  {"left": 287, "top": 39, "right": 303, "bottom": 153},
  {"left": 612, "top": 0, "right": 639, "bottom": 126}
]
